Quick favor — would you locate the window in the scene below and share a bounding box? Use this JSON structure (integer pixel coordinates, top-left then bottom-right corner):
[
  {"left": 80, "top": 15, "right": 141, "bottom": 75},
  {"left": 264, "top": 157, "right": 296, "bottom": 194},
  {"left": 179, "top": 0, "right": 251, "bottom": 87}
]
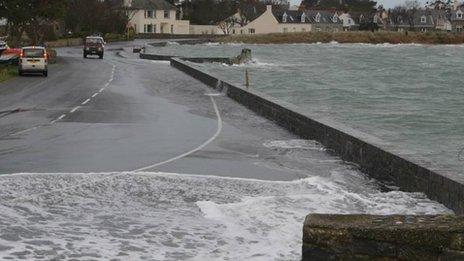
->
[
  {"left": 146, "top": 24, "right": 153, "bottom": 33},
  {"left": 315, "top": 13, "right": 321, "bottom": 23},
  {"left": 164, "top": 10, "right": 169, "bottom": 18},
  {"left": 248, "top": 28, "right": 255, "bottom": 34},
  {"left": 23, "top": 49, "right": 44, "bottom": 58},
  {"left": 171, "top": 25, "right": 174, "bottom": 34},
  {"left": 421, "top": 15, "right": 426, "bottom": 23},
  {"left": 144, "top": 24, "right": 147, "bottom": 33},
  {"left": 240, "top": 29, "right": 243, "bottom": 34},
  {"left": 301, "top": 13, "right": 306, "bottom": 23},
  {"left": 373, "top": 15, "right": 378, "bottom": 23},
  {"left": 146, "top": 10, "right": 154, "bottom": 18},
  {"left": 458, "top": 11, "right": 463, "bottom": 19},
  {"left": 232, "top": 29, "right": 236, "bottom": 34},
  {"left": 153, "top": 24, "right": 156, "bottom": 33},
  {"left": 457, "top": 26, "right": 463, "bottom": 32},
  {"left": 282, "top": 12, "right": 287, "bottom": 23},
  {"left": 421, "top": 28, "right": 427, "bottom": 32}
]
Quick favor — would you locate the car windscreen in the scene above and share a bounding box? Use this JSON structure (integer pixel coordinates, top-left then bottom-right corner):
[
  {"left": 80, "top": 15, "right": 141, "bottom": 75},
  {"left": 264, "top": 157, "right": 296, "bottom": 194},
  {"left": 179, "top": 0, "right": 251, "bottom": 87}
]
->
[
  {"left": 86, "top": 38, "right": 103, "bottom": 44},
  {"left": 23, "top": 49, "right": 44, "bottom": 58}
]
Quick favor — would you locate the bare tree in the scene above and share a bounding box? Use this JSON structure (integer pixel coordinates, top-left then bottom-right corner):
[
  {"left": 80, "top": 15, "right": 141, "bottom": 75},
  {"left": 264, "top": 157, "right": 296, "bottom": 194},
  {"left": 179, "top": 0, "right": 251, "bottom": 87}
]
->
[
  {"left": 218, "top": 16, "right": 239, "bottom": 35},
  {"left": 405, "top": 0, "right": 421, "bottom": 30}
]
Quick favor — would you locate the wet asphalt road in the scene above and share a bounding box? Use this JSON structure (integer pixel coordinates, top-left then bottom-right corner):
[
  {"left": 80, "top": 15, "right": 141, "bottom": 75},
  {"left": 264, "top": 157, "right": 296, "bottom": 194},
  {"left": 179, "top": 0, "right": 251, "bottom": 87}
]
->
[{"left": 0, "top": 40, "right": 346, "bottom": 180}]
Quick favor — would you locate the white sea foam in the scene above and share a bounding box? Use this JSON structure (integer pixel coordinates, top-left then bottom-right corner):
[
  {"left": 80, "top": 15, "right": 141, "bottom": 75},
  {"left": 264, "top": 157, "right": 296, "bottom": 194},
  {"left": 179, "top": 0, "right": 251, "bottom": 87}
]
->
[
  {"left": 229, "top": 58, "right": 287, "bottom": 68},
  {"left": 166, "top": 41, "right": 180, "bottom": 45},
  {"left": 263, "top": 139, "right": 325, "bottom": 151},
  {"left": 0, "top": 171, "right": 451, "bottom": 260}
]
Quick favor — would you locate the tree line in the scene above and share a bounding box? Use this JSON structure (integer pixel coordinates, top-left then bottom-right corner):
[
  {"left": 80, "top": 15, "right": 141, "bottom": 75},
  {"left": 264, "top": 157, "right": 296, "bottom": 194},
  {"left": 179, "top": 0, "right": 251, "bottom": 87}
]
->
[{"left": 0, "top": 0, "right": 128, "bottom": 46}]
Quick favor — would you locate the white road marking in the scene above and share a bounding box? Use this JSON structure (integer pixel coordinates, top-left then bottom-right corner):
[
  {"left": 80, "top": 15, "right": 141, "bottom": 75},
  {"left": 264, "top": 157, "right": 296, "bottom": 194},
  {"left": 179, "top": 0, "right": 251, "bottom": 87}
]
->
[
  {"left": 7, "top": 95, "right": 224, "bottom": 202},
  {"left": 8, "top": 62, "right": 117, "bottom": 138},
  {"left": 50, "top": 114, "right": 66, "bottom": 124},
  {"left": 70, "top": 106, "right": 80, "bottom": 113},
  {"left": 11, "top": 126, "right": 39, "bottom": 136},
  {"left": 133, "top": 95, "right": 223, "bottom": 172},
  {"left": 205, "top": 92, "right": 224, "bottom": 97}
]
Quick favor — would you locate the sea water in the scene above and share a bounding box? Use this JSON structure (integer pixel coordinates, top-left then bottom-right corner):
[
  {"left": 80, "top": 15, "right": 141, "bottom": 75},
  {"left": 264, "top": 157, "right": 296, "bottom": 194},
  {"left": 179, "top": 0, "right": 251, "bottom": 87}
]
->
[{"left": 147, "top": 42, "right": 464, "bottom": 178}]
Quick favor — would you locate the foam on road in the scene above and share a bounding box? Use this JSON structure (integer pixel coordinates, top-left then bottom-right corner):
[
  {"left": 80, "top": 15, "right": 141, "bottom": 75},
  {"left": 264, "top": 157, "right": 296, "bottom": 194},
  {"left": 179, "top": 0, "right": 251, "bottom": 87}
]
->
[{"left": 0, "top": 170, "right": 450, "bottom": 260}]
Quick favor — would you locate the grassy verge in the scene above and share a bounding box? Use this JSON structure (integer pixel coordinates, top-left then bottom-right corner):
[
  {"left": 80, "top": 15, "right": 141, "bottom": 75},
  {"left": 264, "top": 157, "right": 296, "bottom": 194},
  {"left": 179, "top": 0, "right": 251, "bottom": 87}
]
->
[
  {"left": 220, "top": 31, "right": 464, "bottom": 45},
  {"left": 0, "top": 65, "right": 18, "bottom": 83}
]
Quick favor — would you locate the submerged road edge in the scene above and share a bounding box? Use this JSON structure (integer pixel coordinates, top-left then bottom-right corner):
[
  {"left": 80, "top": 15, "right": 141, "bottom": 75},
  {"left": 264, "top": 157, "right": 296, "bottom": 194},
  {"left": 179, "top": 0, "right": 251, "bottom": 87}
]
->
[{"left": 168, "top": 57, "right": 464, "bottom": 214}]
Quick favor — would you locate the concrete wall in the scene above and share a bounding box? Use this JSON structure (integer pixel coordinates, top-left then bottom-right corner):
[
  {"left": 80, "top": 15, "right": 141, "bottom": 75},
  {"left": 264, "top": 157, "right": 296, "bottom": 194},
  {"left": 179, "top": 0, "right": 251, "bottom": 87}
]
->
[
  {"left": 45, "top": 38, "right": 83, "bottom": 48},
  {"left": 189, "top": 25, "right": 223, "bottom": 35},
  {"left": 169, "top": 58, "right": 464, "bottom": 215},
  {"left": 303, "top": 214, "right": 464, "bottom": 260},
  {"left": 140, "top": 52, "right": 232, "bottom": 64}
]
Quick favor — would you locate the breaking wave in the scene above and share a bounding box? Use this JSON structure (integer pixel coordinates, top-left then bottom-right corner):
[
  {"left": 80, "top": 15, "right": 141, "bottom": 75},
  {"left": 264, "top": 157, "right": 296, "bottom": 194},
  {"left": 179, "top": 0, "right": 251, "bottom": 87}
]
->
[{"left": 0, "top": 171, "right": 451, "bottom": 260}]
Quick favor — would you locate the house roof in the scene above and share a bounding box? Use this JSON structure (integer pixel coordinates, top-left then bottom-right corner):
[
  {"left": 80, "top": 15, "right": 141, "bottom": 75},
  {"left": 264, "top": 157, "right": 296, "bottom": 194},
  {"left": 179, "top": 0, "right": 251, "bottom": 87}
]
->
[
  {"left": 394, "top": 9, "right": 448, "bottom": 28},
  {"left": 128, "top": 0, "right": 176, "bottom": 11},
  {"left": 450, "top": 7, "right": 464, "bottom": 21},
  {"left": 272, "top": 10, "right": 342, "bottom": 24}
]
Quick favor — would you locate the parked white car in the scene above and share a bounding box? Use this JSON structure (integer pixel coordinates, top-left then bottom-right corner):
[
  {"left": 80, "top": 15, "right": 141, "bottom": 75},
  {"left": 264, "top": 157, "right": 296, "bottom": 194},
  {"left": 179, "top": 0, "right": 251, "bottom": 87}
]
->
[{"left": 18, "top": 46, "right": 48, "bottom": 77}]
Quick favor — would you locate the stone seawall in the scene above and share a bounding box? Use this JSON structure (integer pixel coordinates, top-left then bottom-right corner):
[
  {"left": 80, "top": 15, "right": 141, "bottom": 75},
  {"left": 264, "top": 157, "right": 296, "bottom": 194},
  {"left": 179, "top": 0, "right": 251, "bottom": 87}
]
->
[
  {"left": 169, "top": 57, "right": 464, "bottom": 215},
  {"left": 140, "top": 47, "right": 252, "bottom": 65},
  {"left": 139, "top": 53, "right": 232, "bottom": 63},
  {"left": 303, "top": 214, "right": 464, "bottom": 260}
]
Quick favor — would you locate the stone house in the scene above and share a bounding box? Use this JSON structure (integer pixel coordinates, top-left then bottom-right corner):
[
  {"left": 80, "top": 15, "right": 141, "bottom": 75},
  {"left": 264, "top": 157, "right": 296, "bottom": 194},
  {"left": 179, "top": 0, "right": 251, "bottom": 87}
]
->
[
  {"left": 124, "top": 0, "right": 190, "bottom": 34},
  {"left": 392, "top": 9, "right": 451, "bottom": 32},
  {"left": 450, "top": 7, "right": 464, "bottom": 32}
]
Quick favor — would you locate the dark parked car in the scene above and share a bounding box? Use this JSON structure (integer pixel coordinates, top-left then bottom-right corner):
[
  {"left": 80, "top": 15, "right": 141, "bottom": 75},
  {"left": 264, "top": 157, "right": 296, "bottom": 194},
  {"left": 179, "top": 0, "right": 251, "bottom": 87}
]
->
[{"left": 83, "top": 36, "right": 105, "bottom": 59}]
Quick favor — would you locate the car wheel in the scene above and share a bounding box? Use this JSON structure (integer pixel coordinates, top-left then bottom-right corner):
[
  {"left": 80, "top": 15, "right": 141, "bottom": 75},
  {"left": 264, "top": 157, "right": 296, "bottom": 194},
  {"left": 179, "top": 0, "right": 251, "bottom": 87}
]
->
[
  {"left": 43, "top": 71, "right": 48, "bottom": 77},
  {"left": 99, "top": 55, "right": 103, "bottom": 59},
  {"left": 83, "top": 53, "right": 87, "bottom": 58}
]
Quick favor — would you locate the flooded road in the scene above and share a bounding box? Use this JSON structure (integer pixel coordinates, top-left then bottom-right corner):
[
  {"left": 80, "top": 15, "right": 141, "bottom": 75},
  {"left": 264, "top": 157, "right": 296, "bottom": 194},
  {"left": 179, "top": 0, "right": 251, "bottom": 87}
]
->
[{"left": 0, "top": 41, "right": 452, "bottom": 260}]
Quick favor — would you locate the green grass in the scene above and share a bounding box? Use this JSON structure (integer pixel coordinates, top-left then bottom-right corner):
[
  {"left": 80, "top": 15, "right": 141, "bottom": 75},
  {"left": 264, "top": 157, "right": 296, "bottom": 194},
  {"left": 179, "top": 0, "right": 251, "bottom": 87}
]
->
[
  {"left": 0, "top": 65, "right": 18, "bottom": 83},
  {"left": 220, "top": 31, "right": 464, "bottom": 45}
]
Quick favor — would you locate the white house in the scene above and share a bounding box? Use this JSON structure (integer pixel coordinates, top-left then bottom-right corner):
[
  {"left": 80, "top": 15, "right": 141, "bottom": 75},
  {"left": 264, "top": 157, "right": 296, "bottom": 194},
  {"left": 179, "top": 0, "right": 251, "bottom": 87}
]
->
[
  {"left": 339, "top": 13, "right": 356, "bottom": 30},
  {"left": 236, "top": 5, "right": 342, "bottom": 35},
  {"left": 124, "top": 0, "right": 190, "bottom": 34}
]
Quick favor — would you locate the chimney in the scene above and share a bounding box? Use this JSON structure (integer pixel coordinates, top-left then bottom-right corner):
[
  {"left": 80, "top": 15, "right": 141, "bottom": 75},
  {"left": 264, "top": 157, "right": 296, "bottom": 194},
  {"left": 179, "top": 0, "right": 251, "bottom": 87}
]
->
[{"left": 266, "top": 5, "right": 272, "bottom": 12}]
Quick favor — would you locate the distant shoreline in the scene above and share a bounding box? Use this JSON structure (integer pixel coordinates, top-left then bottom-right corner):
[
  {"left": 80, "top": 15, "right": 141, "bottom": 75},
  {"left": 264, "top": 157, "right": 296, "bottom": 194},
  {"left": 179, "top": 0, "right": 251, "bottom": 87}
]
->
[{"left": 219, "top": 31, "right": 464, "bottom": 45}]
